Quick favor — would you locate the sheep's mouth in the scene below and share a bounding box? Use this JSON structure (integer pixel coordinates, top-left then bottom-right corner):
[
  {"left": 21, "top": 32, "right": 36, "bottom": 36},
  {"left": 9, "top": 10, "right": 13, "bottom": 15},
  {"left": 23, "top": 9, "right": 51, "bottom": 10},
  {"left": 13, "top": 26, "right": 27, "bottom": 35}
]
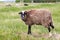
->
[
  {"left": 22, "top": 18, "right": 26, "bottom": 21},
  {"left": 21, "top": 17, "right": 27, "bottom": 21}
]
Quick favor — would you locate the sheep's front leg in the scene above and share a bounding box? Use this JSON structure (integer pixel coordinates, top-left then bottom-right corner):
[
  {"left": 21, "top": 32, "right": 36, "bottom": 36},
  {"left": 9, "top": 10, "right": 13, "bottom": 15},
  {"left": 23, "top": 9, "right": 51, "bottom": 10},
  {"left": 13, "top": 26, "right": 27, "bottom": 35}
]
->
[{"left": 28, "top": 25, "right": 31, "bottom": 34}]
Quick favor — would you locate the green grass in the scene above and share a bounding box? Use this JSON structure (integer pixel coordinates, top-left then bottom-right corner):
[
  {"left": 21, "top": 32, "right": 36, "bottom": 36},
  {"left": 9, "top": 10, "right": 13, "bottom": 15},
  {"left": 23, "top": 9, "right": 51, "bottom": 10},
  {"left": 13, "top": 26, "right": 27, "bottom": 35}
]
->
[{"left": 0, "top": 3, "right": 60, "bottom": 40}]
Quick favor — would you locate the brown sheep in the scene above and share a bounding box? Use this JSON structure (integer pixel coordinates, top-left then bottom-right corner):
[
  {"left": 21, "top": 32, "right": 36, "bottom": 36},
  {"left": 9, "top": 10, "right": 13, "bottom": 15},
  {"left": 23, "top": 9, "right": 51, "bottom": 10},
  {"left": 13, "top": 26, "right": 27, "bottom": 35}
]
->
[{"left": 19, "top": 9, "right": 54, "bottom": 34}]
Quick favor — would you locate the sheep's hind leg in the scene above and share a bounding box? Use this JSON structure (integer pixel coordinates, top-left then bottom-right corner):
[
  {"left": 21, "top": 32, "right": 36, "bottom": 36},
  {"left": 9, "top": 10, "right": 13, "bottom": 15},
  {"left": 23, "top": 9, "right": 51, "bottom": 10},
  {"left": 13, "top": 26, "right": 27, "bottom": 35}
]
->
[
  {"left": 50, "top": 22, "right": 56, "bottom": 35},
  {"left": 50, "top": 22, "right": 54, "bottom": 29},
  {"left": 50, "top": 24, "right": 54, "bottom": 29},
  {"left": 28, "top": 25, "right": 31, "bottom": 34}
]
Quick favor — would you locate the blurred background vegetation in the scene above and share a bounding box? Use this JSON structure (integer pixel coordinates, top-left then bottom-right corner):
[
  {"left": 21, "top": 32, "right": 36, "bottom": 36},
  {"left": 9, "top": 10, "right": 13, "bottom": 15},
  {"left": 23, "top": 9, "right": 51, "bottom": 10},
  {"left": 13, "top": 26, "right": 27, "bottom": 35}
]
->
[{"left": 16, "top": 0, "right": 60, "bottom": 3}]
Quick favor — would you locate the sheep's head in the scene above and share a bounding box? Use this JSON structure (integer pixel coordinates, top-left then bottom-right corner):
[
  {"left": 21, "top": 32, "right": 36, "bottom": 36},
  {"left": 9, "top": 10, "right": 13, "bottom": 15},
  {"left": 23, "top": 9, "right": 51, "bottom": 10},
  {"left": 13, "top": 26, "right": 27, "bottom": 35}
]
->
[{"left": 19, "top": 11, "right": 28, "bottom": 21}]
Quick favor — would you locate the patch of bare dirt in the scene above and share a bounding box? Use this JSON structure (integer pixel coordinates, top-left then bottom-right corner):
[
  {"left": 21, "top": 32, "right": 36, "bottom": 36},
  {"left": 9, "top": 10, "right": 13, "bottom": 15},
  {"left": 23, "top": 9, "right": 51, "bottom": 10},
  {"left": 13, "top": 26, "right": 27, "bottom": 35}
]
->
[
  {"left": 51, "top": 33, "right": 60, "bottom": 40},
  {"left": 32, "top": 32, "right": 60, "bottom": 40},
  {"left": 16, "top": 32, "right": 60, "bottom": 40}
]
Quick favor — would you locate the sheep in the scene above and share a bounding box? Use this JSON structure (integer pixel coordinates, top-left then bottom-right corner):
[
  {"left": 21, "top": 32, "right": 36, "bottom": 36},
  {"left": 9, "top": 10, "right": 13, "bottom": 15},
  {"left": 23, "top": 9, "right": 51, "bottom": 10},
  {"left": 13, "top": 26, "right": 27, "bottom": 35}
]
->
[{"left": 18, "top": 9, "right": 54, "bottom": 34}]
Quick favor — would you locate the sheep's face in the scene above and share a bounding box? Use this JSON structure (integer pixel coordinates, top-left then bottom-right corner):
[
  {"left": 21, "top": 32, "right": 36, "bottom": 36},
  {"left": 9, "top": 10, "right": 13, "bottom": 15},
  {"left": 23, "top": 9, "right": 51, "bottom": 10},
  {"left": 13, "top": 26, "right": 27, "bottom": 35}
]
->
[{"left": 19, "top": 11, "right": 27, "bottom": 21}]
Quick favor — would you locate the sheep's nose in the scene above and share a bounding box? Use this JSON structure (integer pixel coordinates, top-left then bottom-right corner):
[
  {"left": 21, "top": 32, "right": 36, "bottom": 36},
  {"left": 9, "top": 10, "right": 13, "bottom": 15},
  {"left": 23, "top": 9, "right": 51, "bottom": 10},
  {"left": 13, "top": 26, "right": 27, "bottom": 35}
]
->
[
  {"left": 21, "top": 15, "right": 25, "bottom": 19},
  {"left": 22, "top": 16, "right": 24, "bottom": 19}
]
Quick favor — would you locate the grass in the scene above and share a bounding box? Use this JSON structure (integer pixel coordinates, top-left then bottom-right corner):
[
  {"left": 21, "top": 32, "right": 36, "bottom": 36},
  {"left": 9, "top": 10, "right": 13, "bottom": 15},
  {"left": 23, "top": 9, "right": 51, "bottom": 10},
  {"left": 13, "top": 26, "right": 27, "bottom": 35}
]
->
[{"left": 0, "top": 3, "right": 60, "bottom": 40}]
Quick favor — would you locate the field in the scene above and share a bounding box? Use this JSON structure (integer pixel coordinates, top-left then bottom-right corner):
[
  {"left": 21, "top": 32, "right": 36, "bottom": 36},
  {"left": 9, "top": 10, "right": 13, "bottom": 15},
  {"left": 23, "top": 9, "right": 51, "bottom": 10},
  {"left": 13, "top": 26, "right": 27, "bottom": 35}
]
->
[{"left": 0, "top": 3, "right": 60, "bottom": 40}]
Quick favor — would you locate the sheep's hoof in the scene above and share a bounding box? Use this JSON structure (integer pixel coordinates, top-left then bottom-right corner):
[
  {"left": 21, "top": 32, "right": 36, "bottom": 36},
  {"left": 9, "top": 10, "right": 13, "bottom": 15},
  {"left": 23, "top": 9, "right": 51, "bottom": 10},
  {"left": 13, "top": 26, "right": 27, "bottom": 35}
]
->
[
  {"left": 27, "top": 32, "right": 32, "bottom": 35},
  {"left": 48, "top": 32, "right": 52, "bottom": 37}
]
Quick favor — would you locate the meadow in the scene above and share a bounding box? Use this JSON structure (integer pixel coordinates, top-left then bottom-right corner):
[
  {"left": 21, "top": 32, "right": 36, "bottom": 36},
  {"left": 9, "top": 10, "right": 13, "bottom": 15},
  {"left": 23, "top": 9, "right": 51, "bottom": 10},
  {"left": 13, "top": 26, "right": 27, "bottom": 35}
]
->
[{"left": 0, "top": 3, "right": 60, "bottom": 40}]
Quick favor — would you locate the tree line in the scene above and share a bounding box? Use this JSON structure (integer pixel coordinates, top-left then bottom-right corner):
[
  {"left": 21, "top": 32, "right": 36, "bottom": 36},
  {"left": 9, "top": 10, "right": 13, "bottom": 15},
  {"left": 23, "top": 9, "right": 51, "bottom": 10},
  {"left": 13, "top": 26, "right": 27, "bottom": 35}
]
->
[{"left": 16, "top": 0, "right": 60, "bottom": 3}]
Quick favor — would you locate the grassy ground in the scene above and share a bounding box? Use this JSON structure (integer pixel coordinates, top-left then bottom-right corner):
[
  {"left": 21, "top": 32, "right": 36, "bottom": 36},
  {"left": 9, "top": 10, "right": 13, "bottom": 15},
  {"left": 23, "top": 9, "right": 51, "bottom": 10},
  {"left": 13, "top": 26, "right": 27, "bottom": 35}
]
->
[{"left": 0, "top": 3, "right": 60, "bottom": 40}]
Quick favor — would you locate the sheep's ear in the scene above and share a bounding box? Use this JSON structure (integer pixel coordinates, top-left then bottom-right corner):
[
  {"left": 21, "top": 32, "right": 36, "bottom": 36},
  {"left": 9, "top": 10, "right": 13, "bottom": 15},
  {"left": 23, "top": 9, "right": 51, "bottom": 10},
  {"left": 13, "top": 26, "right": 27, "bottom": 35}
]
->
[{"left": 18, "top": 12, "right": 22, "bottom": 14}]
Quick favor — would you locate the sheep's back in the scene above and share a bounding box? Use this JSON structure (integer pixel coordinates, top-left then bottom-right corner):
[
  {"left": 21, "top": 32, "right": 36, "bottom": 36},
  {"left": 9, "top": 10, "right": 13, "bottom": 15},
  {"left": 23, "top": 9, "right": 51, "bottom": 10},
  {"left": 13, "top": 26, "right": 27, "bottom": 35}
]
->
[{"left": 28, "top": 9, "right": 52, "bottom": 25}]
